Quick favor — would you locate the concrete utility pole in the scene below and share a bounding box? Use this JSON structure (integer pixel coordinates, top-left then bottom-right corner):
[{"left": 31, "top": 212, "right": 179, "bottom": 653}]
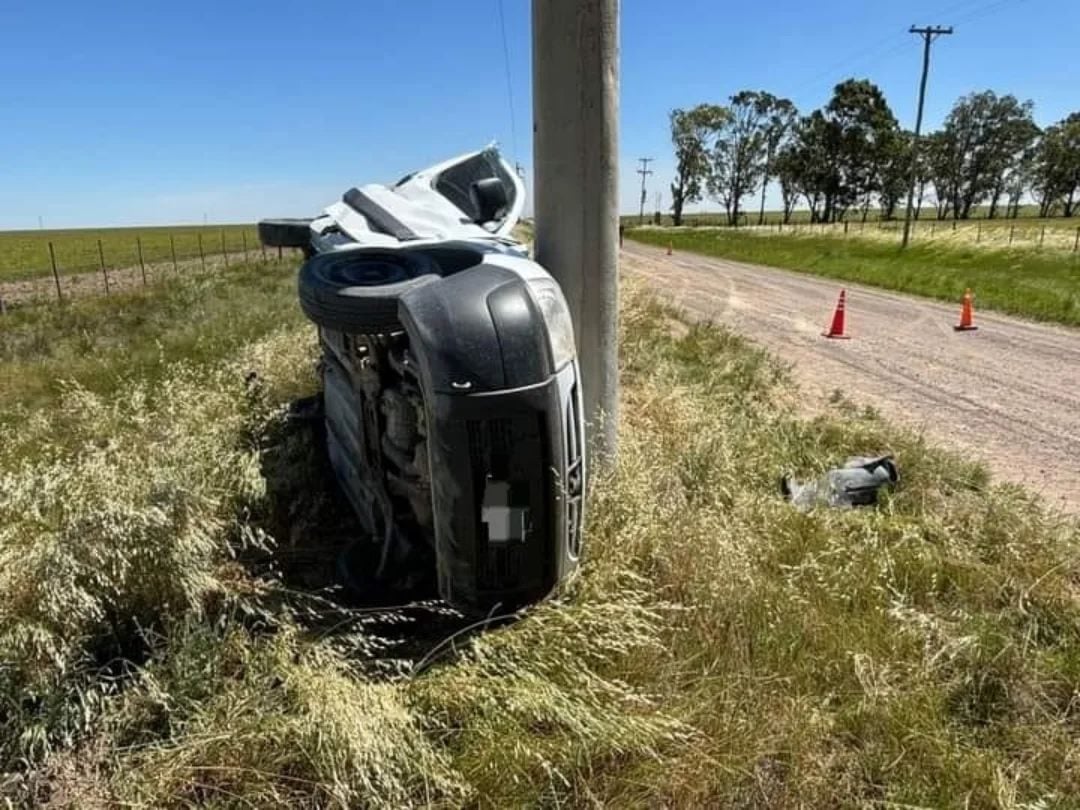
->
[
  {"left": 533, "top": 0, "right": 619, "bottom": 464},
  {"left": 901, "top": 25, "right": 952, "bottom": 248},
  {"left": 636, "top": 157, "right": 653, "bottom": 224}
]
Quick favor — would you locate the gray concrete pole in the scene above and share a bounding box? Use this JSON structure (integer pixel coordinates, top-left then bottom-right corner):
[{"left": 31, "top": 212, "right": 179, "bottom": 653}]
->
[{"left": 532, "top": 0, "right": 620, "bottom": 464}]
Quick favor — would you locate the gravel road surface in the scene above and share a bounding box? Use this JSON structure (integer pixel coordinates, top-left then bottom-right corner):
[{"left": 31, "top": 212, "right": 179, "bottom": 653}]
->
[{"left": 623, "top": 240, "right": 1080, "bottom": 512}]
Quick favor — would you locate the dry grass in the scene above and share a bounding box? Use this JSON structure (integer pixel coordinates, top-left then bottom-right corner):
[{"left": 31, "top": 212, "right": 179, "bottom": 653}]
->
[
  {"left": 664, "top": 218, "right": 1080, "bottom": 253},
  {"left": 2, "top": 278, "right": 1079, "bottom": 807}
]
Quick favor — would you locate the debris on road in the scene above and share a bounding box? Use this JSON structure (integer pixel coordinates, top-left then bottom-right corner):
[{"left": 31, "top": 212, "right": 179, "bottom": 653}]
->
[{"left": 782, "top": 455, "right": 899, "bottom": 510}]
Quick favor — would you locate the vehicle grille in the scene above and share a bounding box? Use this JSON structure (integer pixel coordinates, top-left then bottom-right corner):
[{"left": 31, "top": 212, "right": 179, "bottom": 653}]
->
[{"left": 467, "top": 416, "right": 547, "bottom": 592}]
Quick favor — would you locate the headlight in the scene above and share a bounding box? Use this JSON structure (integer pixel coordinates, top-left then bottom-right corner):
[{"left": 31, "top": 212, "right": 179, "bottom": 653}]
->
[{"left": 528, "top": 278, "right": 577, "bottom": 371}]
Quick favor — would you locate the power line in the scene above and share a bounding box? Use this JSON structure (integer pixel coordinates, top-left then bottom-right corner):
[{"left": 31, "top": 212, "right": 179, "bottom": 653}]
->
[
  {"left": 901, "top": 25, "right": 953, "bottom": 248},
  {"left": 950, "top": 0, "right": 1029, "bottom": 29},
  {"left": 496, "top": 0, "right": 519, "bottom": 163},
  {"left": 786, "top": 0, "right": 981, "bottom": 99},
  {"left": 636, "top": 158, "right": 654, "bottom": 224},
  {"left": 788, "top": 31, "right": 906, "bottom": 96}
]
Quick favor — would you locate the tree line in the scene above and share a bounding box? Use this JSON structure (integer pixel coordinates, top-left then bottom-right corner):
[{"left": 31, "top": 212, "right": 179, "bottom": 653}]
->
[{"left": 669, "top": 81, "right": 1080, "bottom": 226}]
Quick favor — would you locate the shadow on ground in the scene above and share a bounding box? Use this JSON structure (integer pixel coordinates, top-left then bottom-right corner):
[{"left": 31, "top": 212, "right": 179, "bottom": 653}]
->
[{"left": 245, "top": 395, "right": 512, "bottom": 671}]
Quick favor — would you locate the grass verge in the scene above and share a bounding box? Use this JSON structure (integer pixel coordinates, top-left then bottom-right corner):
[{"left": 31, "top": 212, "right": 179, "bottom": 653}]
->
[
  {"left": 0, "top": 259, "right": 305, "bottom": 460},
  {"left": 2, "top": 277, "right": 1078, "bottom": 807},
  {"left": 629, "top": 227, "right": 1080, "bottom": 327},
  {"left": 629, "top": 205, "right": 1078, "bottom": 228}
]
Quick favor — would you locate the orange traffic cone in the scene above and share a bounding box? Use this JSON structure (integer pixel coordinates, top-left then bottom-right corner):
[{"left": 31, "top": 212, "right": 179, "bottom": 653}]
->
[
  {"left": 666, "top": 241, "right": 673, "bottom": 256},
  {"left": 823, "top": 289, "right": 851, "bottom": 339},
  {"left": 954, "top": 288, "right": 978, "bottom": 331}
]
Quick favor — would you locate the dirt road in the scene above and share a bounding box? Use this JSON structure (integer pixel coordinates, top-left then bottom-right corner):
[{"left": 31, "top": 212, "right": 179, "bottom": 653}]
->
[{"left": 623, "top": 241, "right": 1080, "bottom": 512}]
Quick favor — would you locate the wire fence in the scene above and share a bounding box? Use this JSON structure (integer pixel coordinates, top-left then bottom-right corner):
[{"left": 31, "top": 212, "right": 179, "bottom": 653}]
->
[
  {"left": 0, "top": 227, "right": 302, "bottom": 312},
  {"left": 665, "top": 217, "right": 1080, "bottom": 254}
]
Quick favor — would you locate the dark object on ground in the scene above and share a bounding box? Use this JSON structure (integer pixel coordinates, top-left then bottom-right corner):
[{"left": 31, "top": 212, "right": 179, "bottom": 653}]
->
[{"left": 781, "top": 455, "right": 899, "bottom": 511}]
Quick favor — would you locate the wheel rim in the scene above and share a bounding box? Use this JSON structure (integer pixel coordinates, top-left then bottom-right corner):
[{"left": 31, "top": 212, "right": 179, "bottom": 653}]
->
[
  {"left": 312, "top": 251, "right": 433, "bottom": 288},
  {"left": 342, "top": 258, "right": 410, "bottom": 285}
]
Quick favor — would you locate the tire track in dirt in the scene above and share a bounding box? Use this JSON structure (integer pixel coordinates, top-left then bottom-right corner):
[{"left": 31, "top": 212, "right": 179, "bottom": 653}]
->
[{"left": 623, "top": 241, "right": 1080, "bottom": 512}]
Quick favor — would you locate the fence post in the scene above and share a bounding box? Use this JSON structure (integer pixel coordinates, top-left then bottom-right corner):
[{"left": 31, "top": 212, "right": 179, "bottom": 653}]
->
[
  {"left": 48, "top": 241, "right": 63, "bottom": 302},
  {"left": 278, "top": 245, "right": 283, "bottom": 260},
  {"left": 1074, "top": 226, "right": 1079, "bottom": 253},
  {"left": 931, "top": 222, "right": 936, "bottom": 237},
  {"left": 1039, "top": 225, "right": 1046, "bottom": 249},
  {"left": 260, "top": 239, "right": 267, "bottom": 262},
  {"left": 242, "top": 231, "right": 249, "bottom": 262},
  {"left": 198, "top": 233, "right": 206, "bottom": 271},
  {"left": 170, "top": 235, "right": 178, "bottom": 273},
  {"left": 136, "top": 237, "right": 147, "bottom": 285},
  {"left": 1009, "top": 225, "right": 1015, "bottom": 246},
  {"left": 97, "top": 239, "right": 110, "bottom": 295},
  {"left": 221, "top": 230, "right": 229, "bottom": 268},
  {"left": 844, "top": 221, "right": 849, "bottom": 236},
  {"left": 952, "top": 220, "right": 957, "bottom": 232}
]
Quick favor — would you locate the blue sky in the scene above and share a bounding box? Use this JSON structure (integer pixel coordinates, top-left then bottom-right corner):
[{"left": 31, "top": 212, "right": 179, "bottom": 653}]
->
[{"left": 1, "top": 0, "right": 1076, "bottom": 229}]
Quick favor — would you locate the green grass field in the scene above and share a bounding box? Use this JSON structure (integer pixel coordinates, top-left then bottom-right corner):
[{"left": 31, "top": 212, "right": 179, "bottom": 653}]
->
[
  {"left": 669, "top": 217, "right": 1080, "bottom": 253},
  {"left": 2, "top": 264, "right": 1079, "bottom": 806},
  {"left": 628, "top": 204, "right": 1080, "bottom": 230},
  {"left": 0, "top": 224, "right": 262, "bottom": 283},
  {"left": 629, "top": 226, "right": 1080, "bottom": 326},
  {"left": 0, "top": 256, "right": 303, "bottom": 430}
]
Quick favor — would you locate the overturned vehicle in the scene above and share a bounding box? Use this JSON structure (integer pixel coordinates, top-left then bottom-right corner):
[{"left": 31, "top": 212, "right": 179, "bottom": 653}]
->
[{"left": 259, "top": 148, "right": 585, "bottom": 615}]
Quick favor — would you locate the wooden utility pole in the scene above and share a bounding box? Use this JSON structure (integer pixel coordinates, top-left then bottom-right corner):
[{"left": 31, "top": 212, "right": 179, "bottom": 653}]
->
[
  {"left": 48, "top": 241, "right": 62, "bottom": 301},
  {"left": 136, "top": 237, "right": 147, "bottom": 285},
  {"left": 533, "top": 0, "right": 619, "bottom": 464},
  {"left": 901, "top": 25, "right": 952, "bottom": 248},
  {"left": 636, "top": 157, "right": 653, "bottom": 224},
  {"left": 97, "top": 239, "right": 111, "bottom": 295}
]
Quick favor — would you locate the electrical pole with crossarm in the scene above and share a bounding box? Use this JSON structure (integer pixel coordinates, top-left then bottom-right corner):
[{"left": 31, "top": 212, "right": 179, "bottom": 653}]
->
[
  {"left": 636, "top": 157, "right": 653, "bottom": 224},
  {"left": 901, "top": 24, "right": 952, "bottom": 248}
]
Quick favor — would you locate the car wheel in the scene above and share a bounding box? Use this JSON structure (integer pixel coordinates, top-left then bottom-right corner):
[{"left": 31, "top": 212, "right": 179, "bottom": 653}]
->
[{"left": 298, "top": 249, "right": 440, "bottom": 333}]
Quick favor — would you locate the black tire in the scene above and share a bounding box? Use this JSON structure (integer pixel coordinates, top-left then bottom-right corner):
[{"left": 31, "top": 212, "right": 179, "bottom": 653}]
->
[
  {"left": 298, "top": 249, "right": 440, "bottom": 333},
  {"left": 258, "top": 218, "right": 314, "bottom": 249}
]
